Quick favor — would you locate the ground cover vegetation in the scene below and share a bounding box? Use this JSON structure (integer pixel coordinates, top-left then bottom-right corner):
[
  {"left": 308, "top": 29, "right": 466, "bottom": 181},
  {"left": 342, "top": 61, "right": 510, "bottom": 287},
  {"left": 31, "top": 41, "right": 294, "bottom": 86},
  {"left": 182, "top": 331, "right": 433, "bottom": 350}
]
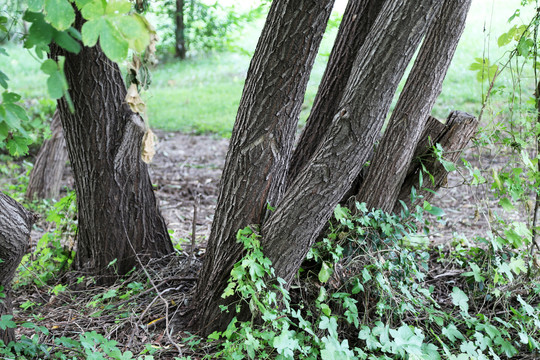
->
[{"left": 0, "top": 0, "right": 540, "bottom": 359}]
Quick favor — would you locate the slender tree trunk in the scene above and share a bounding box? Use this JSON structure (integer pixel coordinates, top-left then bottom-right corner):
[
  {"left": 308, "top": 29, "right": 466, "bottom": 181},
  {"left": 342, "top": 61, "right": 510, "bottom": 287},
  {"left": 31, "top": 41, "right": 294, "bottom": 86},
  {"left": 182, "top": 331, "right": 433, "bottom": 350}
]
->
[
  {"left": 0, "top": 193, "right": 35, "bottom": 344},
  {"left": 193, "top": 0, "right": 334, "bottom": 334},
  {"left": 26, "top": 110, "right": 68, "bottom": 200},
  {"left": 395, "top": 111, "right": 478, "bottom": 214},
  {"left": 261, "top": 0, "right": 442, "bottom": 286},
  {"left": 175, "top": 0, "right": 186, "bottom": 59},
  {"left": 288, "top": 0, "right": 386, "bottom": 183},
  {"left": 356, "top": 0, "right": 472, "bottom": 213},
  {"left": 52, "top": 15, "right": 173, "bottom": 283}
]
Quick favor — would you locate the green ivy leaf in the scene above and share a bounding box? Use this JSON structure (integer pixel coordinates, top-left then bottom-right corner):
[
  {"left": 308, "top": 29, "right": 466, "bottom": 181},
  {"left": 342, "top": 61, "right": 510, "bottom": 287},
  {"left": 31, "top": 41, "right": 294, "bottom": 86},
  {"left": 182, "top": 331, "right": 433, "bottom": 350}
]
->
[
  {"left": 318, "top": 262, "right": 333, "bottom": 283},
  {"left": 451, "top": 287, "right": 469, "bottom": 313},
  {"left": 498, "top": 197, "right": 514, "bottom": 211},
  {"left": 44, "top": 0, "right": 76, "bottom": 31},
  {"left": 0, "top": 315, "right": 16, "bottom": 330},
  {"left": 99, "top": 19, "right": 128, "bottom": 62}
]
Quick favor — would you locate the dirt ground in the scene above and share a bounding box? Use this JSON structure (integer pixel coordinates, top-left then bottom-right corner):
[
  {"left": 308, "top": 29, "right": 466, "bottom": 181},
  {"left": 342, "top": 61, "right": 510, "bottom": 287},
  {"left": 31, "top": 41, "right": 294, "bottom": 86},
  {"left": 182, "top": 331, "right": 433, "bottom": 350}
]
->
[
  {"left": 148, "top": 131, "right": 229, "bottom": 249},
  {"left": 146, "top": 130, "right": 515, "bottom": 250}
]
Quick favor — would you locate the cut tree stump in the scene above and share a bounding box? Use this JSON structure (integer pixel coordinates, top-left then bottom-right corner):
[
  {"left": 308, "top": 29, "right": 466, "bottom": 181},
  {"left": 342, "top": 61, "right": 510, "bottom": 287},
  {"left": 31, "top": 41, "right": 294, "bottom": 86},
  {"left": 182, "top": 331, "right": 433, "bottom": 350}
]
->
[
  {"left": 394, "top": 110, "right": 478, "bottom": 213},
  {"left": 0, "top": 193, "right": 35, "bottom": 344},
  {"left": 26, "top": 110, "right": 68, "bottom": 200}
]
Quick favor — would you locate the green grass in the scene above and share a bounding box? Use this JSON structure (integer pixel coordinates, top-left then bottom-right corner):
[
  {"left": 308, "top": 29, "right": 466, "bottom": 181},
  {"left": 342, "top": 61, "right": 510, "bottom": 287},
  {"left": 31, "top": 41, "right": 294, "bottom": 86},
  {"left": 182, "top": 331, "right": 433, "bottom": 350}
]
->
[{"left": 2, "top": 0, "right": 536, "bottom": 137}]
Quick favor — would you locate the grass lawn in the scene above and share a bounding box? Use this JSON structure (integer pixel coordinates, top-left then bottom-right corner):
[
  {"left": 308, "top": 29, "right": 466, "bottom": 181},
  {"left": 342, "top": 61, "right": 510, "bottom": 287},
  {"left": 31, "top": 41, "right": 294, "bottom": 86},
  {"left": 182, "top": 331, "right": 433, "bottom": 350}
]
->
[{"left": 2, "top": 0, "right": 534, "bottom": 137}]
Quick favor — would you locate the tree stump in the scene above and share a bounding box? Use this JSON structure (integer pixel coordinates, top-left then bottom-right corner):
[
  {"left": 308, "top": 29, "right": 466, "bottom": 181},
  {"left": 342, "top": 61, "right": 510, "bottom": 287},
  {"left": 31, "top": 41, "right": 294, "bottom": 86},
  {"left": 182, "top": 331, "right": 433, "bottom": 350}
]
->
[
  {"left": 395, "top": 111, "right": 478, "bottom": 213},
  {"left": 0, "top": 193, "right": 35, "bottom": 344},
  {"left": 26, "top": 110, "right": 68, "bottom": 200}
]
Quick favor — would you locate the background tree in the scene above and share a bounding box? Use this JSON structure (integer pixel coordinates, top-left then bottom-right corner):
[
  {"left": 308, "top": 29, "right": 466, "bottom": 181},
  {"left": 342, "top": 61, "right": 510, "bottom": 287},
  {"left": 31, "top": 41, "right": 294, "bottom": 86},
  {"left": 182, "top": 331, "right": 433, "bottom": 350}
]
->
[
  {"left": 192, "top": 0, "right": 476, "bottom": 335},
  {"left": 25, "top": 110, "right": 68, "bottom": 200}
]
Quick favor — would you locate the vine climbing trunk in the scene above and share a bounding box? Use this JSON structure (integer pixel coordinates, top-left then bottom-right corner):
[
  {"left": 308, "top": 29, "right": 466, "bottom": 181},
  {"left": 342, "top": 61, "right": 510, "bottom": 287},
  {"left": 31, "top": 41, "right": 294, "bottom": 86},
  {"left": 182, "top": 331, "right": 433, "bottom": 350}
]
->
[
  {"left": 0, "top": 193, "right": 35, "bottom": 344},
  {"left": 26, "top": 110, "right": 68, "bottom": 200},
  {"left": 52, "top": 14, "right": 173, "bottom": 283},
  {"left": 193, "top": 0, "right": 335, "bottom": 335}
]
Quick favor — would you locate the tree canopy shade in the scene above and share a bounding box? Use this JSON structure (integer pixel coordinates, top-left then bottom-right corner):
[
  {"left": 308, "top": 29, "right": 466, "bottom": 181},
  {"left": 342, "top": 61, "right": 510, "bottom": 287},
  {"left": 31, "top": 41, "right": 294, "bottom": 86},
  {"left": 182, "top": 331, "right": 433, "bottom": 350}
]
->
[{"left": 192, "top": 0, "right": 474, "bottom": 335}]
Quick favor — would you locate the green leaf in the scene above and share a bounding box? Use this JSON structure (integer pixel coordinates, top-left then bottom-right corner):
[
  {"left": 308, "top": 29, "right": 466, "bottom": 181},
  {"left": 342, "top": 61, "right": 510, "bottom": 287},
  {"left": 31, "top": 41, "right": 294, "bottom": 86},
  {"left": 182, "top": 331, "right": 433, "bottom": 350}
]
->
[
  {"left": 334, "top": 204, "right": 348, "bottom": 223},
  {"left": 81, "top": 19, "right": 103, "bottom": 47},
  {"left": 451, "top": 287, "right": 469, "bottom": 313},
  {"left": 81, "top": 0, "right": 106, "bottom": 21},
  {"left": 0, "top": 70, "right": 8, "bottom": 89},
  {"left": 25, "top": 16, "right": 53, "bottom": 48},
  {"left": 54, "top": 30, "right": 82, "bottom": 53},
  {"left": 46, "top": 71, "right": 65, "bottom": 99},
  {"left": 318, "top": 262, "right": 333, "bottom": 283},
  {"left": 498, "top": 197, "right": 514, "bottom": 211},
  {"left": 99, "top": 19, "right": 128, "bottom": 62},
  {"left": 2, "top": 92, "right": 21, "bottom": 103},
  {"left": 105, "top": 0, "right": 132, "bottom": 15},
  {"left": 41, "top": 59, "right": 58, "bottom": 75},
  {"left": 44, "top": 0, "right": 76, "bottom": 31},
  {"left": 7, "top": 136, "right": 31, "bottom": 156},
  {"left": 27, "top": 0, "right": 44, "bottom": 11},
  {"left": 116, "top": 14, "right": 149, "bottom": 53},
  {"left": 75, "top": 0, "right": 93, "bottom": 9},
  {"left": 0, "top": 315, "right": 16, "bottom": 330}
]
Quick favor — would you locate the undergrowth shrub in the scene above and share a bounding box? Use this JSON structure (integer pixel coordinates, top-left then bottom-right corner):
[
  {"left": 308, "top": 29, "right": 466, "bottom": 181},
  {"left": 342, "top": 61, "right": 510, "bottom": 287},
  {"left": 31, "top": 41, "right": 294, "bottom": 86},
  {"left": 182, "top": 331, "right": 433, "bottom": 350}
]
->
[{"left": 197, "top": 202, "right": 540, "bottom": 360}]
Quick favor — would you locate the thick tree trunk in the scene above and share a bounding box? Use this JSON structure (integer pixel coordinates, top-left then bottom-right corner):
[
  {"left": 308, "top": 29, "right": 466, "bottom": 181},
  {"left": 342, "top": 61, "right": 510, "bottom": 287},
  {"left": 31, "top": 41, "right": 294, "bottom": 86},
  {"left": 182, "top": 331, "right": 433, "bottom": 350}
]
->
[
  {"left": 193, "top": 0, "right": 334, "bottom": 334},
  {"left": 394, "top": 111, "right": 478, "bottom": 214},
  {"left": 53, "top": 16, "right": 173, "bottom": 282},
  {"left": 288, "top": 0, "right": 386, "bottom": 183},
  {"left": 0, "top": 193, "right": 35, "bottom": 344},
  {"left": 26, "top": 110, "right": 68, "bottom": 200},
  {"left": 175, "top": 0, "right": 186, "bottom": 59},
  {"left": 261, "top": 0, "right": 442, "bottom": 286},
  {"left": 356, "top": 0, "right": 472, "bottom": 213}
]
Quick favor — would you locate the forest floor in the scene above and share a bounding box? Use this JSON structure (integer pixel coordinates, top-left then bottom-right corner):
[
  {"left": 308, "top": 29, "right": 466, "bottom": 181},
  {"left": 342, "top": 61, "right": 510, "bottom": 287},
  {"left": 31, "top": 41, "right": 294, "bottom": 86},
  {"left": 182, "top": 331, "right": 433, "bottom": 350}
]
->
[
  {"left": 146, "top": 130, "right": 513, "bottom": 250},
  {"left": 10, "top": 130, "right": 535, "bottom": 359}
]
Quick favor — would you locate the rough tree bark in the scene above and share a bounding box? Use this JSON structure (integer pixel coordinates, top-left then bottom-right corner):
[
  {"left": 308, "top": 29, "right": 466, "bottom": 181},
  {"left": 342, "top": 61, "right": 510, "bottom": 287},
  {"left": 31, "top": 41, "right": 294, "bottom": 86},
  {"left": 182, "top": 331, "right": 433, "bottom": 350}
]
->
[
  {"left": 0, "top": 193, "right": 35, "bottom": 344},
  {"left": 52, "top": 15, "right": 173, "bottom": 282},
  {"left": 193, "top": 0, "right": 334, "bottom": 334},
  {"left": 395, "top": 111, "right": 478, "bottom": 214},
  {"left": 25, "top": 110, "right": 68, "bottom": 200},
  {"left": 356, "top": 0, "right": 472, "bottom": 213},
  {"left": 288, "top": 0, "right": 386, "bottom": 183},
  {"left": 260, "top": 0, "right": 442, "bottom": 285},
  {"left": 175, "top": 0, "right": 186, "bottom": 59}
]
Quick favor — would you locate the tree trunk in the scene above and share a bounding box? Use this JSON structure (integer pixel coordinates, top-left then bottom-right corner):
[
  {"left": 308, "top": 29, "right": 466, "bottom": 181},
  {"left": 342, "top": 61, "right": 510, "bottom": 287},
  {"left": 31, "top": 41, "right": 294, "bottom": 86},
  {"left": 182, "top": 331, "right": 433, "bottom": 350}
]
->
[
  {"left": 0, "top": 193, "right": 35, "bottom": 344},
  {"left": 52, "top": 15, "right": 173, "bottom": 283},
  {"left": 193, "top": 0, "right": 334, "bottom": 334},
  {"left": 394, "top": 111, "right": 478, "bottom": 214},
  {"left": 261, "top": 0, "right": 442, "bottom": 286},
  {"left": 288, "top": 0, "right": 386, "bottom": 183},
  {"left": 356, "top": 0, "right": 472, "bottom": 213},
  {"left": 26, "top": 110, "right": 68, "bottom": 200},
  {"left": 175, "top": 0, "right": 186, "bottom": 59}
]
